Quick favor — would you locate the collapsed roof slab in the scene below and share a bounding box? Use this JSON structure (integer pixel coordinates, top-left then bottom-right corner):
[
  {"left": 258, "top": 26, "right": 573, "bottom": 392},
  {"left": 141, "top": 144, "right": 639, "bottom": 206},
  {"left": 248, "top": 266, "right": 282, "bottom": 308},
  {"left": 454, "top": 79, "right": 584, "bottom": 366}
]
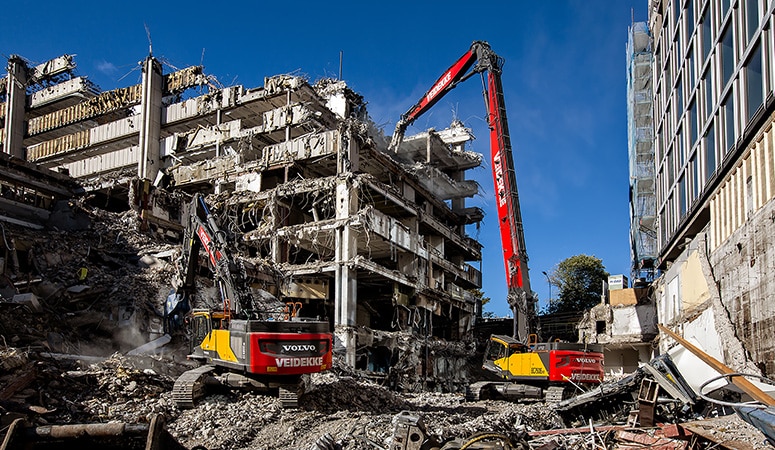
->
[
  {"left": 28, "top": 55, "right": 76, "bottom": 82},
  {"left": 29, "top": 77, "right": 100, "bottom": 112},
  {"left": 405, "top": 163, "right": 479, "bottom": 200},
  {"left": 395, "top": 129, "right": 482, "bottom": 171}
]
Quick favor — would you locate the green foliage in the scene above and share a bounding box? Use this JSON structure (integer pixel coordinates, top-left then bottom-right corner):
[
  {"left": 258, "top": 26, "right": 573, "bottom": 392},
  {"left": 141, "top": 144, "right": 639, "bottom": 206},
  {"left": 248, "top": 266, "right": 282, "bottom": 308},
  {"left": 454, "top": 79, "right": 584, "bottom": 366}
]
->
[
  {"left": 468, "top": 288, "right": 492, "bottom": 317},
  {"left": 544, "top": 254, "right": 608, "bottom": 315}
]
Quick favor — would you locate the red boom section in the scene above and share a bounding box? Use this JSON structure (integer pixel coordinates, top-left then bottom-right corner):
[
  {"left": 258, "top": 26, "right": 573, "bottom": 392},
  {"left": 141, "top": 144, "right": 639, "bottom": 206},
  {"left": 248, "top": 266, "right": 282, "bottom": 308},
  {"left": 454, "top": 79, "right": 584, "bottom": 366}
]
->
[
  {"left": 248, "top": 332, "right": 333, "bottom": 375},
  {"left": 487, "top": 70, "right": 529, "bottom": 294},
  {"left": 548, "top": 350, "right": 604, "bottom": 384},
  {"left": 195, "top": 224, "right": 222, "bottom": 267},
  {"left": 402, "top": 50, "right": 477, "bottom": 125}
]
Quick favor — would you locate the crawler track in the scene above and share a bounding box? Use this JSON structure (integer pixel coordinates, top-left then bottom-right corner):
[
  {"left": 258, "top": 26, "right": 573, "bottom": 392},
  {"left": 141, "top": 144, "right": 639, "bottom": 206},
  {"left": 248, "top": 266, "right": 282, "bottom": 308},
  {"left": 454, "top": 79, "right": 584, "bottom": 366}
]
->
[{"left": 172, "top": 365, "right": 215, "bottom": 409}]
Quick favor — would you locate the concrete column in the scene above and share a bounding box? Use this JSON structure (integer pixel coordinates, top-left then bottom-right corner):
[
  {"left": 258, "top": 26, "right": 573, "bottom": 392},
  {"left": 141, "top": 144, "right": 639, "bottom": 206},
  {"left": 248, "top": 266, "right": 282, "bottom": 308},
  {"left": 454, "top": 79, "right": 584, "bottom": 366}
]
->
[
  {"left": 269, "top": 199, "right": 282, "bottom": 263},
  {"left": 337, "top": 126, "right": 359, "bottom": 174},
  {"left": 137, "top": 57, "right": 163, "bottom": 181},
  {"left": 334, "top": 175, "right": 358, "bottom": 367},
  {"left": 4, "top": 56, "right": 28, "bottom": 159}
]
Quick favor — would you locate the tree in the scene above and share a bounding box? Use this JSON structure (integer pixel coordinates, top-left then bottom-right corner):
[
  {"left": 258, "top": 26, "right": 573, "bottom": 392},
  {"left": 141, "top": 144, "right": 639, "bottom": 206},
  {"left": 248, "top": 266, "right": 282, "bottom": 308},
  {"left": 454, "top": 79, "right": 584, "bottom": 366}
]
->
[
  {"left": 469, "top": 288, "right": 494, "bottom": 317},
  {"left": 544, "top": 254, "right": 608, "bottom": 315}
]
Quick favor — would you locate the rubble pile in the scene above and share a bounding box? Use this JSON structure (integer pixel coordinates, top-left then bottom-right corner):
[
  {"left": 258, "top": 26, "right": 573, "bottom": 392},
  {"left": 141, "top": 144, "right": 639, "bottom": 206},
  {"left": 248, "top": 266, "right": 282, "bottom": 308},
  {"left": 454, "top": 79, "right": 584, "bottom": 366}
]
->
[
  {"left": 75, "top": 353, "right": 182, "bottom": 422},
  {"left": 300, "top": 372, "right": 409, "bottom": 413},
  {"left": 358, "top": 328, "right": 481, "bottom": 394},
  {"left": 0, "top": 349, "right": 184, "bottom": 425},
  {"left": 0, "top": 203, "right": 178, "bottom": 355},
  {"left": 2, "top": 201, "right": 774, "bottom": 449},
  {"left": 403, "top": 394, "right": 562, "bottom": 445}
]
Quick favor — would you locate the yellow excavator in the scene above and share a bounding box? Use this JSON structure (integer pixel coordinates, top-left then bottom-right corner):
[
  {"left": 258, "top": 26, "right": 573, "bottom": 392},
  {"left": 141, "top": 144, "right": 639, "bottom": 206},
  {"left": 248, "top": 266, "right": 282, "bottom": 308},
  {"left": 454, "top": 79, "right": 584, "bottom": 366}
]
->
[{"left": 165, "top": 194, "right": 332, "bottom": 408}]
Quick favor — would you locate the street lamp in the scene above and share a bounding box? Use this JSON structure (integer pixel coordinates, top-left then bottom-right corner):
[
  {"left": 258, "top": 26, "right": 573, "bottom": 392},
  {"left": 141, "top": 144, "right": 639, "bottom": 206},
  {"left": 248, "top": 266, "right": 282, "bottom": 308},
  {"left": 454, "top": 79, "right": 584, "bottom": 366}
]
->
[{"left": 542, "top": 271, "right": 552, "bottom": 306}]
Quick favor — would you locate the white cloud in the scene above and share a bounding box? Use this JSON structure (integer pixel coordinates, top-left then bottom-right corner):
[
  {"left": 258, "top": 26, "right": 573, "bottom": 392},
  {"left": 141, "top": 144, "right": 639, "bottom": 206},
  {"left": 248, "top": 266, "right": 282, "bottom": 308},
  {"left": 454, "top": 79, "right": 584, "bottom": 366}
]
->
[{"left": 96, "top": 60, "right": 118, "bottom": 75}]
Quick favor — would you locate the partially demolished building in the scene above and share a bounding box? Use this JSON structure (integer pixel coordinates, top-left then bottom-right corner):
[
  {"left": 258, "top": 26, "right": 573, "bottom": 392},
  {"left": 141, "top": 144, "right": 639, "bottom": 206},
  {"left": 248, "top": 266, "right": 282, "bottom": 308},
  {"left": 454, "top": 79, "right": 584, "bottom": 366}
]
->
[
  {"left": 0, "top": 54, "right": 485, "bottom": 382},
  {"left": 647, "top": 0, "right": 775, "bottom": 379}
]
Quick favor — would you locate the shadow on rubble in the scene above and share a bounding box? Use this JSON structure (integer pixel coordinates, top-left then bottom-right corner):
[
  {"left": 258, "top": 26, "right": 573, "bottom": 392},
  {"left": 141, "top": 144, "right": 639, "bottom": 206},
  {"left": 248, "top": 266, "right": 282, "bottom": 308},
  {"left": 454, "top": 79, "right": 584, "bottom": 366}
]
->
[
  {"left": 0, "top": 202, "right": 177, "bottom": 356},
  {"left": 0, "top": 202, "right": 184, "bottom": 426}
]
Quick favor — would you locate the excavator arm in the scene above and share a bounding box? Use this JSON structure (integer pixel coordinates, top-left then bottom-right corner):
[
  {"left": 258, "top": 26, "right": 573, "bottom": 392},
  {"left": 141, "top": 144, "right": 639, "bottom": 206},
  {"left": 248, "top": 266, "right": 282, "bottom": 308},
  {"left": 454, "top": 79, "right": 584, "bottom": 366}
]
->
[
  {"left": 165, "top": 194, "right": 256, "bottom": 331},
  {"left": 390, "top": 41, "right": 534, "bottom": 340}
]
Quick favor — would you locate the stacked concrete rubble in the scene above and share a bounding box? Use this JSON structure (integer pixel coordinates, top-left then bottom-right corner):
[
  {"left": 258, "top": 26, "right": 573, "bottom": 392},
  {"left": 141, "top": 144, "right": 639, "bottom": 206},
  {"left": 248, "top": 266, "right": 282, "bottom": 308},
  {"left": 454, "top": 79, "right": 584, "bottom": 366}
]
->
[{"left": 2, "top": 53, "right": 775, "bottom": 449}]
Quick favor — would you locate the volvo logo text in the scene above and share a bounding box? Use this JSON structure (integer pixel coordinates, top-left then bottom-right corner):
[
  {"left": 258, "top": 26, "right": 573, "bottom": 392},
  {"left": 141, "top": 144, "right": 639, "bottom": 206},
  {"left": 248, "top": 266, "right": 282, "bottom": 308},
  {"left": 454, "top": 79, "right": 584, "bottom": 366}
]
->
[{"left": 282, "top": 344, "right": 317, "bottom": 353}]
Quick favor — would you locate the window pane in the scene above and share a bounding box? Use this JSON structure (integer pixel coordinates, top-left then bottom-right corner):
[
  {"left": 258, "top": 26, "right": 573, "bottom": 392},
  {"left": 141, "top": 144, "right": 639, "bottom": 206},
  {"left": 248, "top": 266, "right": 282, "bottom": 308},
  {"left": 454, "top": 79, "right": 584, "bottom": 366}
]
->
[
  {"left": 705, "top": 121, "right": 716, "bottom": 177},
  {"left": 688, "top": 44, "right": 695, "bottom": 91},
  {"left": 704, "top": 70, "right": 713, "bottom": 121},
  {"left": 679, "top": 175, "right": 687, "bottom": 216},
  {"left": 675, "top": 34, "right": 682, "bottom": 60},
  {"left": 689, "top": 158, "right": 703, "bottom": 200},
  {"left": 674, "top": 0, "right": 681, "bottom": 26},
  {"left": 676, "top": 75, "right": 683, "bottom": 113},
  {"left": 687, "top": 1, "right": 694, "bottom": 38},
  {"left": 724, "top": 95, "right": 735, "bottom": 153},
  {"left": 701, "top": 7, "right": 712, "bottom": 61},
  {"left": 689, "top": 100, "right": 698, "bottom": 147},
  {"left": 660, "top": 208, "right": 667, "bottom": 244},
  {"left": 746, "top": 44, "right": 763, "bottom": 121},
  {"left": 721, "top": 24, "right": 734, "bottom": 88},
  {"left": 747, "top": 0, "right": 759, "bottom": 42},
  {"left": 657, "top": 126, "right": 664, "bottom": 161}
]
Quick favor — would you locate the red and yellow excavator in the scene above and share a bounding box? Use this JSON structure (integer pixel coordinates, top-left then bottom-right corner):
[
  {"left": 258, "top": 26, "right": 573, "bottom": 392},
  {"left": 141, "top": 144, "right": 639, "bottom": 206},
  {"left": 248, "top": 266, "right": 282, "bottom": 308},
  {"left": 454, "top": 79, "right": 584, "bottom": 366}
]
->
[
  {"left": 165, "top": 194, "right": 332, "bottom": 408},
  {"left": 391, "top": 41, "right": 604, "bottom": 402}
]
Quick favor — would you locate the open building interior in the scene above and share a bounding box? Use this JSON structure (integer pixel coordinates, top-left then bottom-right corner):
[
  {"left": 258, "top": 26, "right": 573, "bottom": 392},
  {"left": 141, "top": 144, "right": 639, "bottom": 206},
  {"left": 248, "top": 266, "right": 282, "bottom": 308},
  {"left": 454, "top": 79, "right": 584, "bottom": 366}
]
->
[{"left": 0, "top": 53, "right": 485, "bottom": 391}]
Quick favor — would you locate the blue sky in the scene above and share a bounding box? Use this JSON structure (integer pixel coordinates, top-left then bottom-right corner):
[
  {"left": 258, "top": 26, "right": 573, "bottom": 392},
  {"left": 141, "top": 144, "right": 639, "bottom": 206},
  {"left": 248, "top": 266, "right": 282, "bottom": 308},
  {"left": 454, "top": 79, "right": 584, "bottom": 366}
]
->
[{"left": 3, "top": 1, "right": 648, "bottom": 317}]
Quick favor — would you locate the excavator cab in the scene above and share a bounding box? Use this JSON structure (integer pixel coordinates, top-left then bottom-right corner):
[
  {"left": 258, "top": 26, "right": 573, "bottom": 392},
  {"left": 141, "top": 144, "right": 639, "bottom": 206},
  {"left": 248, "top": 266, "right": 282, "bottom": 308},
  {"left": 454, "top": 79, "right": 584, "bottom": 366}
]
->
[
  {"left": 189, "top": 310, "right": 212, "bottom": 351},
  {"left": 482, "top": 335, "right": 527, "bottom": 377}
]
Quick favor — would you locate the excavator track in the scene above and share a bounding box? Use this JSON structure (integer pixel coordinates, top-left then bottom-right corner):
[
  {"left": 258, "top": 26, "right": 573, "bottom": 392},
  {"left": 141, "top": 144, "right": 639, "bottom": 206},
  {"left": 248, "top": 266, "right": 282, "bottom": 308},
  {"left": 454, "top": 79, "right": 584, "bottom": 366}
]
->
[
  {"left": 466, "top": 381, "right": 492, "bottom": 401},
  {"left": 544, "top": 386, "right": 566, "bottom": 404},
  {"left": 172, "top": 365, "right": 215, "bottom": 409}
]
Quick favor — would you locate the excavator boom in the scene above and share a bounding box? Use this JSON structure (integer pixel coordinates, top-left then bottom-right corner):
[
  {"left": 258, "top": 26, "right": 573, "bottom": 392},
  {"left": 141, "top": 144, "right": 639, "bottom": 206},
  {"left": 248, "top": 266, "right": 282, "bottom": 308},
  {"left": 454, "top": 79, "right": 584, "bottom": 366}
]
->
[{"left": 390, "top": 40, "right": 533, "bottom": 339}]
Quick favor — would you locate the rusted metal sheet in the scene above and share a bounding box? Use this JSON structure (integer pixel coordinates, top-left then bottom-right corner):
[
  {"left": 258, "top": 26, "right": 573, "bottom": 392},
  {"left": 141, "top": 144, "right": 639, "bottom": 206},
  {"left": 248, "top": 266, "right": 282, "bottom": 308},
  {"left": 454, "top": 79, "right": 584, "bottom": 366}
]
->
[{"left": 616, "top": 430, "right": 688, "bottom": 449}]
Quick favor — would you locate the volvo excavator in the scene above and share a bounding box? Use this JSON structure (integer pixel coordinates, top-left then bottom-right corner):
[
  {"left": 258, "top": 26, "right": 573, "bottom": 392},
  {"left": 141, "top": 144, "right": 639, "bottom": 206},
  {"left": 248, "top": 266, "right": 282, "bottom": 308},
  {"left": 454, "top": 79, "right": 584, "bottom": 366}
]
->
[
  {"left": 165, "top": 194, "right": 332, "bottom": 408},
  {"left": 390, "top": 41, "right": 604, "bottom": 403}
]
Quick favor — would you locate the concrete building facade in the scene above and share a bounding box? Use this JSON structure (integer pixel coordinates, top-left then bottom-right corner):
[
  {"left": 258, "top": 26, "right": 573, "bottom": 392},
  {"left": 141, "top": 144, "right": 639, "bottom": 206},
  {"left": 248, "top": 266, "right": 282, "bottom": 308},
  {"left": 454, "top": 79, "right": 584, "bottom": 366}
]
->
[
  {"left": 649, "top": 0, "right": 775, "bottom": 375},
  {"left": 1, "top": 54, "right": 485, "bottom": 384}
]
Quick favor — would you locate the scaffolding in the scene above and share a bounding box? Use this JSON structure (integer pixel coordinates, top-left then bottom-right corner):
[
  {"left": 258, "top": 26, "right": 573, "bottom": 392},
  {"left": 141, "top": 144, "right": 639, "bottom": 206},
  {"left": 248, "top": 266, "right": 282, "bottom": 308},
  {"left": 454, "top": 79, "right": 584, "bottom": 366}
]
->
[{"left": 627, "top": 22, "right": 657, "bottom": 283}]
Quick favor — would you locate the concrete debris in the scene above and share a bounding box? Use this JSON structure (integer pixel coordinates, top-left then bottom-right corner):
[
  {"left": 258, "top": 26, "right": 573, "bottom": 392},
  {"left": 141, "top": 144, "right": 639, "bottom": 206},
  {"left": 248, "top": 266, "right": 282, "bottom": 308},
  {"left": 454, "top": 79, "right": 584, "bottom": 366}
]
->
[
  {"left": 0, "top": 218, "right": 768, "bottom": 445},
  {"left": 2, "top": 53, "right": 775, "bottom": 450}
]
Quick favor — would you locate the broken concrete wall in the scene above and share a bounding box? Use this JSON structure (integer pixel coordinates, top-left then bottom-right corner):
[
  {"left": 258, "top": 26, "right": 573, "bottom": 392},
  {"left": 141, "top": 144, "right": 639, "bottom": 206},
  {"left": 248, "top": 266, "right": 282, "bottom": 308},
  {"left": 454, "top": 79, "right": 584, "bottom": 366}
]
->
[
  {"left": 655, "top": 113, "right": 775, "bottom": 379},
  {"left": 708, "top": 194, "right": 775, "bottom": 376},
  {"left": 578, "top": 288, "right": 657, "bottom": 377},
  {"left": 353, "top": 328, "right": 479, "bottom": 393},
  {"left": 655, "top": 232, "right": 761, "bottom": 376}
]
